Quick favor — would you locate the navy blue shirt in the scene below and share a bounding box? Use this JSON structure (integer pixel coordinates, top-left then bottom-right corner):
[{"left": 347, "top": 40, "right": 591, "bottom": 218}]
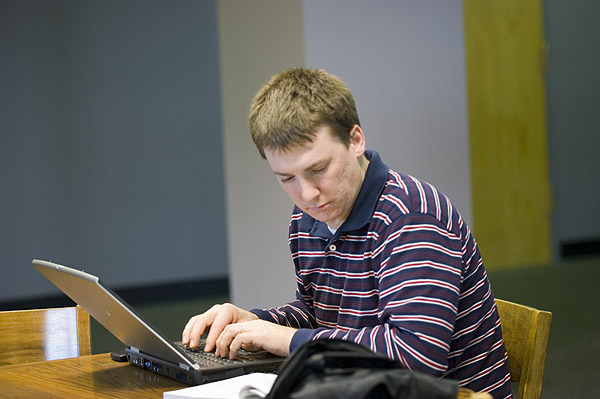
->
[{"left": 254, "top": 151, "right": 512, "bottom": 398}]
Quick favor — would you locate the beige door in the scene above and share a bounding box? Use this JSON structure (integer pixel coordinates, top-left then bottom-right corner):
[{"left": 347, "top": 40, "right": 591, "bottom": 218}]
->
[{"left": 464, "top": 0, "right": 552, "bottom": 269}]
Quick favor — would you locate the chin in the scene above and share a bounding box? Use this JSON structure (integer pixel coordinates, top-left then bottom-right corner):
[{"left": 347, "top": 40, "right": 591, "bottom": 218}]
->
[{"left": 306, "top": 212, "right": 329, "bottom": 224}]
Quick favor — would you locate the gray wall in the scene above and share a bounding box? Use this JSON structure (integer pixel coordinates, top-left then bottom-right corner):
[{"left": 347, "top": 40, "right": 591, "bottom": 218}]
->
[
  {"left": 544, "top": 1, "right": 600, "bottom": 257},
  {"left": 224, "top": 0, "right": 471, "bottom": 308},
  {"left": 218, "top": 0, "right": 304, "bottom": 309},
  {"left": 303, "top": 0, "right": 471, "bottom": 225},
  {"left": 3, "top": 0, "right": 598, "bottom": 307},
  {"left": 0, "top": 0, "right": 227, "bottom": 302}
]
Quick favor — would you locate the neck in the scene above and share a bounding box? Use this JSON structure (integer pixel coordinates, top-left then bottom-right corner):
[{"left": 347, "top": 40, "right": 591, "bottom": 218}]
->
[{"left": 359, "top": 154, "right": 370, "bottom": 179}]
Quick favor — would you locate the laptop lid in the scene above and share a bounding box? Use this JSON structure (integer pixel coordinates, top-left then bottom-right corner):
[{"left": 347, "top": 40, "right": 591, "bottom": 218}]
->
[
  {"left": 33, "top": 259, "right": 199, "bottom": 368},
  {"left": 33, "top": 259, "right": 284, "bottom": 384}
]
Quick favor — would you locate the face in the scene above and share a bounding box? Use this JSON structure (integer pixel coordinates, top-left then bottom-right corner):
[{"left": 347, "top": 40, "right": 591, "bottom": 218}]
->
[{"left": 264, "top": 125, "right": 368, "bottom": 230}]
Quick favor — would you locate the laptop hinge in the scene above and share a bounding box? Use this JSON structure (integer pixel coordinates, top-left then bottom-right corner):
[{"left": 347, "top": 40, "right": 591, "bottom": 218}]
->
[{"left": 129, "top": 346, "right": 140, "bottom": 354}]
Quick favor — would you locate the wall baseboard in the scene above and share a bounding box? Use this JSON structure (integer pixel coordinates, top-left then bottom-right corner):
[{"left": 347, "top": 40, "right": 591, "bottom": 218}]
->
[
  {"left": 0, "top": 277, "right": 229, "bottom": 311},
  {"left": 561, "top": 238, "right": 600, "bottom": 258}
]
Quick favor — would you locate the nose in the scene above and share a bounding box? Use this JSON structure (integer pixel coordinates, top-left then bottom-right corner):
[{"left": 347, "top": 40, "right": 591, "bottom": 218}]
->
[{"left": 299, "top": 178, "right": 319, "bottom": 203}]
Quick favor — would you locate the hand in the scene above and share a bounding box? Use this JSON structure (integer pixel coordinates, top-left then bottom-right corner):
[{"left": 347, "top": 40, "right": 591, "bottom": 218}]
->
[
  {"left": 182, "top": 303, "right": 258, "bottom": 352},
  {"left": 216, "top": 319, "right": 296, "bottom": 359}
]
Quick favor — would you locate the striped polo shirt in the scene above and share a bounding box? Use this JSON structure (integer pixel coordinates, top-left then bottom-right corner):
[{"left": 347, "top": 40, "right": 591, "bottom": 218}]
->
[{"left": 253, "top": 150, "right": 512, "bottom": 399}]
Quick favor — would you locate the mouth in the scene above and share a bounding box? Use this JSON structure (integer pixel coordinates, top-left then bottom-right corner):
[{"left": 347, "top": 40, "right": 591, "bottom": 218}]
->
[{"left": 309, "top": 202, "right": 330, "bottom": 212}]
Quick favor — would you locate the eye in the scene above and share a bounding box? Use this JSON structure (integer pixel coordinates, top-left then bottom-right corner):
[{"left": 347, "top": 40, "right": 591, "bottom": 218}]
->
[
  {"left": 311, "top": 165, "right": 327, "bottom": 174},
  {"left": 280, "top": 176, "right": 294, "bottom": 183}
]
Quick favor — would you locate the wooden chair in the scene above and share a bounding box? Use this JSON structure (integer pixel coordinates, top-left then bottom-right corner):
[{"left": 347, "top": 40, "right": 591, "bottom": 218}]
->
[
  {"left": 0, "top": 305, "right": 91, "bottom": 366},
  {"left": 495, "top": 298, "right": 552, "bottom": 399}
]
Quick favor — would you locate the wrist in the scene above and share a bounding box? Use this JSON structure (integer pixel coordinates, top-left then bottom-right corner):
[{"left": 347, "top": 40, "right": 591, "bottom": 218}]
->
[
  {"left": 249, "top": 308, "right": 270, "bottom": 321},
  {"left": 242, "top": 309, "right": 260, "bottom": 322},
  {"left": 289, "top": 328, "right": 313, "bottom": 354}
]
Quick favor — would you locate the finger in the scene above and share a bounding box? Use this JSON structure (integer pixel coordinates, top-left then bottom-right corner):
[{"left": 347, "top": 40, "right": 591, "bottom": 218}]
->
[
  {"left": 182, "top": 305, "right": 221, "bottom": 348},
  {"left": 204, "top": 310, "right": 236, "bottom": 352},
  {"left": 215, "top": 322, "right": 244, "bottom": 358},
  {"left": 182, "top": 315, "right": 208, "bottom": 348},
  {"left": 228, "top": 326, "right": 247, "bottom": 359},
  {"left": 188, "top": 318, "right": 209, "bottom": 348},
  {"left": 182, "top": 315, "right": 199, "bottom": 345},
  {"left": 214, "top": 324, "right": 233, "bottom": 357}
]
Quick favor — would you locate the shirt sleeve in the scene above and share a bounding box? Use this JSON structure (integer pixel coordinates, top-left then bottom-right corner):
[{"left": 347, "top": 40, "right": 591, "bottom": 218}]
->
[
  {"left": 288, "top": 213, "right": 465, "bottom": 377},
  {"left": 251, "top": 280, "right": 320, "bottom": 329}
]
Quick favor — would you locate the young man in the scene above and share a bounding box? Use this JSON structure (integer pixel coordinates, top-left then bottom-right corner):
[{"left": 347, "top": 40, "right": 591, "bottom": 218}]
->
[{"left": 182, "top": 68, "right": 512, "bottom": 398}]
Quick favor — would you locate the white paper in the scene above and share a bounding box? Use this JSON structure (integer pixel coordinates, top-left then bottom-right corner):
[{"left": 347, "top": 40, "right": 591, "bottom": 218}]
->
[{"left": 163, "top": 373, "right": 278, "bottom": 399}]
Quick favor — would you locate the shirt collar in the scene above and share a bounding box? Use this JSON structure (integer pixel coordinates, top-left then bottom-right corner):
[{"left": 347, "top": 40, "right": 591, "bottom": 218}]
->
[{"left": 299, "top": 150, "right": 389, "bottom": 240}]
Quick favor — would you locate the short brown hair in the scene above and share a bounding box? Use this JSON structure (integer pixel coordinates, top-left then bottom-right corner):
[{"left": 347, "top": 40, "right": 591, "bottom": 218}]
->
[{"left": 248, "top": 67, "right": 360, "bottom": 158}]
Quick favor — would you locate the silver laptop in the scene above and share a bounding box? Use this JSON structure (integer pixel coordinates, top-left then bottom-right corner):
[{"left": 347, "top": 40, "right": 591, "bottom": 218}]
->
[{"left": 33, "top": 259, "right": 285, "bottom": 385}]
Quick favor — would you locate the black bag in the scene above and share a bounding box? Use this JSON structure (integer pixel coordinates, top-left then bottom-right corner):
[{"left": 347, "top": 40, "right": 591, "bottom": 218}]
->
[{"left": 266, "top": 339, "right": 458, "bottom": 399}]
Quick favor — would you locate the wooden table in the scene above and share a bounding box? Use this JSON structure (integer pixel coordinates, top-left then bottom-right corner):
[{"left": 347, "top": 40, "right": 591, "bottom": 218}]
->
[
  {"left": 0, "top": 353, "right": 187, "bottom": 398},
  {"left": 0, "top": 353, "right": 494, "bottom": 399}
]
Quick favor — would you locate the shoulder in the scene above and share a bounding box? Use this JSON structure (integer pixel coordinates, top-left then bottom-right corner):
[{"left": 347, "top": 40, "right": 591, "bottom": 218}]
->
[{"left": 376, "top": 170, "right": 463, "bottom": 239}]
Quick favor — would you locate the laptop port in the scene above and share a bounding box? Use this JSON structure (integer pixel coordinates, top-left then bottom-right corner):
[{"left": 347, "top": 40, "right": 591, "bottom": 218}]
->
[{"left": 175, "top": 371, "right": 187, "bottom": 383}]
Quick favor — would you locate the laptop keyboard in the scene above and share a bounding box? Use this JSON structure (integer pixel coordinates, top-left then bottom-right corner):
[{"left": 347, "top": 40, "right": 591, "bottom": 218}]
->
[{"left": 176, "top": 342, "right": 254, "bottom": 367}]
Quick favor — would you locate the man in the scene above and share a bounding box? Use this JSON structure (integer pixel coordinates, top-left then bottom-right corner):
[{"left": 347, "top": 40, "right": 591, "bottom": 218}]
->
[{"left": 182, "top": 68, "right": 512, "bottom": 398}]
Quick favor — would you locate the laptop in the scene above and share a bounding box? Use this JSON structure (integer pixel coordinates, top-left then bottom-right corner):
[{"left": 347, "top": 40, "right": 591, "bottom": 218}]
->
[{"left": 33, "top": 259, "right": 285, "bottom": 385}]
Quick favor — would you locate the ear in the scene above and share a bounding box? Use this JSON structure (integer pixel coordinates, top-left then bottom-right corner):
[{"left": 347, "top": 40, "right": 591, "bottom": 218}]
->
[{"left": 349, "top": 125, "right": 366, "bottom": 157}]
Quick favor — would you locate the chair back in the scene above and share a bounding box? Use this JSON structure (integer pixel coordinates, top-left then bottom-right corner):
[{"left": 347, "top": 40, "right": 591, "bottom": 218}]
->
[
  {"left": 495, "top": 298, "right": 552, "bottom": 399},
  {"left": 0, "top": 305, "right": 91, "bottom": 366}
]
